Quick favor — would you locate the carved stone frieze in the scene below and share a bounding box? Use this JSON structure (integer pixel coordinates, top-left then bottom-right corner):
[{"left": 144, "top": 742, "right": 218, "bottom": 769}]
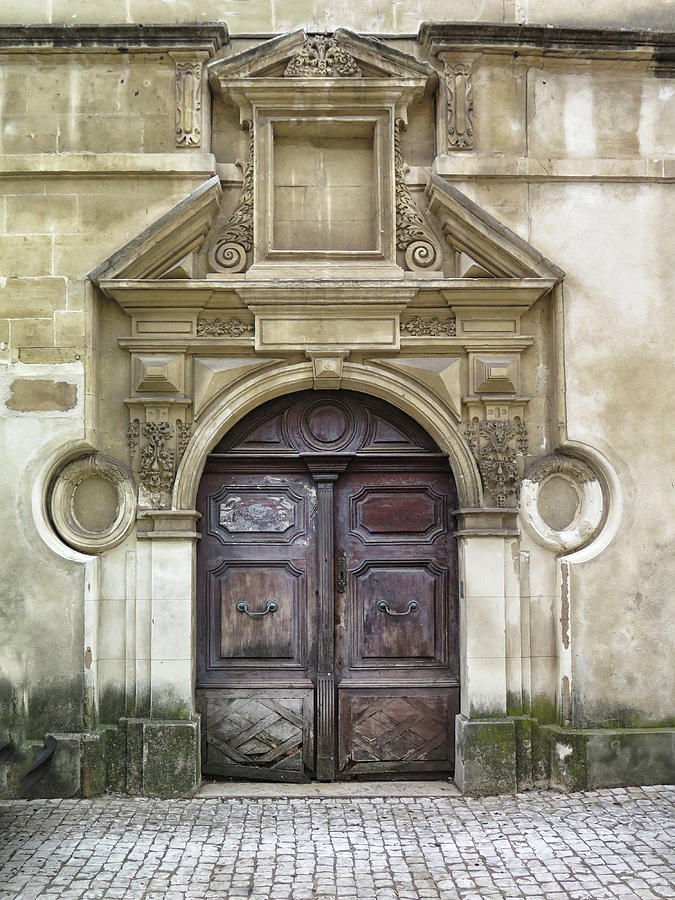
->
[
  {"left": 208, "top": 123, "right": 254, "bottom": 274},
  {"left": 401, "top": 316, "right": 456, "bottom": 336},
  {"left": 466, "top": 417, "right": 527, "bottom": 507},
  {"left": 284, "top": 36, "right": 361, "bottom": 77},
  {"left": 139, "top": 421, "right": 175, "bottom": 508},
  {"left": 394, "top": 120, "right": 443, "bottom": 273},
  {"left": 446, "top": 64, "right": 473, "bottom": 150},
  {"left": 196, "top": 318, "right": 254, "bottom": 337},
  {"left": 175, "top": 60, "right": 202, "bottom": 147}
]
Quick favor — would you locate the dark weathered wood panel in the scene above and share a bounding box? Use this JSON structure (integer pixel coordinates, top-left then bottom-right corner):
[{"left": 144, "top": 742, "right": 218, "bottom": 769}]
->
[{"left": 197, "top": 391, "right": 460, "bottom": 782}]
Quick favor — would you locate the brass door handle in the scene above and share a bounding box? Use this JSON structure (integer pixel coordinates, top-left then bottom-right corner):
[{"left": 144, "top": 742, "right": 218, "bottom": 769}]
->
[
  {"left": 236, "top": 599, "right": 278, "bottom": 617},
  {"left": 377, "top": 599, "right": 420, "bottom": 616}
]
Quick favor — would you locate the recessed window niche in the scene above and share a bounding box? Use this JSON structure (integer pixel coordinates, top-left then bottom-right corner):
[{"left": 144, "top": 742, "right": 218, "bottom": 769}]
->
[{"left": 272, "top": 119, "right": 377, "bottom": 253}]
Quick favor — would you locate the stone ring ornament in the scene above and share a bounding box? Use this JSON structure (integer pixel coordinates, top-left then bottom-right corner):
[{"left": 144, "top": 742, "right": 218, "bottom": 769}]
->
[
  {"left": 50, "top": 454, "right": 136, "bottom": 554},
  {"left": 520, "top": 454, "right": 604, "bottom": 553}
]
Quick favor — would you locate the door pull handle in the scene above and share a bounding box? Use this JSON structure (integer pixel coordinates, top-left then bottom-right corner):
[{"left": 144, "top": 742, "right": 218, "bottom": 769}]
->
[
  {"left": 377, "top": 599, "right": 420, "bottom": 616},
  {"left": 236, "top": 599, "right": 278, "bottom": 617}
]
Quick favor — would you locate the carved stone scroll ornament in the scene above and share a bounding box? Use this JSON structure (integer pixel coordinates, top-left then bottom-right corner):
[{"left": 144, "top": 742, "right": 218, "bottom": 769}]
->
[
  {"left": 208, "top": 124, "right": 254, "bottom": 274},
  {"left": 446, "top": 64, "right": 473, "bottom": 150},
  {"left": 196, "top": 318, "right": 254, "bottom": 337},
  {"left": 284, "top": 36, "right": 361, "bottom": 77},
  {"left": 401, "top": 316, "right": 456, "bottom": 336},
  {"left": 139, "top": 422, "right": 175, "bottom": 508},
  {"left": 466, "top": 418, "right": 527, "bottom": 507},
  {"left": 175, "top": 61, "right": 202, "bottom": 147},
  {"left": 394, "top": 120, "right": 443, "bottom": 272}
]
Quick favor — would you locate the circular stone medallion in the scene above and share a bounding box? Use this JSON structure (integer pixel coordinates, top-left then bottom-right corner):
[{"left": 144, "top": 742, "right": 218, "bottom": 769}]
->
[{"left": 50, "top": 454, "right": 136, "bottom": 554}]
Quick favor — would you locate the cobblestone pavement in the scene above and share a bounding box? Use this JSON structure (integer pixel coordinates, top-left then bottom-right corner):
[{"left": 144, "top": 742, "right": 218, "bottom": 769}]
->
[{"left": 0, "top": 786, "right": 674, "bottom": 899}]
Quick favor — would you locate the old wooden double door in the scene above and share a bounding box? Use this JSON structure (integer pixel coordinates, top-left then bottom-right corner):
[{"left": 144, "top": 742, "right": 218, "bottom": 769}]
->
[{"left": 196, "top": 391, "right": 459, "bottom": 781}]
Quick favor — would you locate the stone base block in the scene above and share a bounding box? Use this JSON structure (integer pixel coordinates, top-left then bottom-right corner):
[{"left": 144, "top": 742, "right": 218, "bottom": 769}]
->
[
  {"left": 123, "top": 717, "right": 200, "bottom": 798},
  {"left": 544, "top": 725, "right": 675, "bottom": 791},
  {"left": 455, "top": 715, "right": 517, "bottom": 795}
]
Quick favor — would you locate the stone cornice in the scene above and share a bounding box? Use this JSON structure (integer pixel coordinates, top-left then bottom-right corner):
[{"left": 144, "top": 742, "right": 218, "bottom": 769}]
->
[
  {"left": 419, "top": 21, "right": 675, "bottom": 66},
  {"left": 0, "top": 23, "right": 228, "bottom": 54}
]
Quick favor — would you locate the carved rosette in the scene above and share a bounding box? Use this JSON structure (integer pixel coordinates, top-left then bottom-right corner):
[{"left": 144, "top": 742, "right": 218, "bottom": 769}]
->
[
  {"left": 466, "top": 418, "right": 528, "bottom": 507},
  {"left": 196, "top": 318, "right": 254, "bottom": 337},
  {"left": 446, "top": 64, "right": 473, "bottom": 150},
  {"left": 139, "top": 422, "right": 175, "bottom": 509},
  {"left": 208, "top": 123, "right": 254, "bottom": 274},
  {"left": 284, "top": 36, "right": 361, "bottom": 77},
  {"left": 401, "top": 316, "right": 456, "bottom": 337},
  {"left": 394, "top": 120, "right": 443, "bottom": 273},
  {"left": 175, "top": 61, "right": 202, "bottom": 147}
]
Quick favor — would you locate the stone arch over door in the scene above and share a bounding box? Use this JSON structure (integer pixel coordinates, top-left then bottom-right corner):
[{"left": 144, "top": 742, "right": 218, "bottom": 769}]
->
[{"left": 194, "top": 388, "right": 461, "bottom": 781}]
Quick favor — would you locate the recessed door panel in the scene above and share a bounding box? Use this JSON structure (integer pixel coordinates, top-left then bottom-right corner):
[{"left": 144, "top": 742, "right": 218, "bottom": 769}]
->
[
  {"left": 353, "top": 560, "right": 447, "bottom": 664},
  {"left": 213, "top": 560, "right": 303, "bottom": 663}
]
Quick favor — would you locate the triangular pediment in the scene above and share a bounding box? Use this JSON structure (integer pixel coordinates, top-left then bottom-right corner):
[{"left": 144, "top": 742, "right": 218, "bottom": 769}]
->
[
  {"left": 425, "top": 174, "right": 565, "bottom": 281},
  {"left": 88, "top": 176, "right": 222, "bottom": 283},
  {"left": 88, "top": 173, "right": 563, "bottom": 299},
  {"left": 207, "top": 28, "right": 434, "bottom": 82}
]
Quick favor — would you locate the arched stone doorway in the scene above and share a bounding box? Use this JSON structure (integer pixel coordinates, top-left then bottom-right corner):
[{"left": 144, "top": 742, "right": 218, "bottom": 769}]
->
[{"left": 195, "top": 390, "right": 460, "bottom": 781}]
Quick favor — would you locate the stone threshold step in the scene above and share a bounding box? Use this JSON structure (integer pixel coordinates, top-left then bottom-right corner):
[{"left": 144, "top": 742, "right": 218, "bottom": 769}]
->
[{"left": 197, "top": 780, "right": 460, "bottom": 799}]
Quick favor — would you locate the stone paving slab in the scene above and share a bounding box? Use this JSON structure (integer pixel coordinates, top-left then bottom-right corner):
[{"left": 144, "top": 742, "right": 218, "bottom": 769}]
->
[{"left": 0, "top": 785, "right": 673, "bottom": 899}]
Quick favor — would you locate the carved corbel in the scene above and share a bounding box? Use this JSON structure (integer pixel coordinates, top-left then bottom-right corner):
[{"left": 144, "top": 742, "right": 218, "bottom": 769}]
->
[{"left": 170, "top": 51, "right": 207, "bottom": 148}]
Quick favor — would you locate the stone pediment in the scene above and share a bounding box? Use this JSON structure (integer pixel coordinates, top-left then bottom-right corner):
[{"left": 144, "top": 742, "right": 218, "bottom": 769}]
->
[
  {"left": 207, "top": 29, "right": 435, "bottom": 84},
  {"left": 89, "top": 172, "right": 563, "bottom": 291},
  {"left": 89, "top": 176, "right": 222, "bottom": 282},
  {"left": 425, "top": 174, "right": 565, "bottom": 280}
]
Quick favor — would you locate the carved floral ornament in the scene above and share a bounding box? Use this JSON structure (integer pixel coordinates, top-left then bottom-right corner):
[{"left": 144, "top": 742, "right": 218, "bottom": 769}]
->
[
  {"left": 284, "top": 36, "right": 361, "bottom": 77},
  {"left": 465, "top": 417, "right": 528, "bottom": 508},
  {"left": 196, "top": 318, "right": 254, "bottom": 337},
  {"left": 401, "top": 316, "right": 456, "bottom": 336}
]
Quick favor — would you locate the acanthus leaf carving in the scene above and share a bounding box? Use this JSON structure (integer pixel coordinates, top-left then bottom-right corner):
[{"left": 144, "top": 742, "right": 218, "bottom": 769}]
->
[
  {"left": 196, "top": 318, "right": 254, "bottom": 337},
  {"left": 394, "top": 120, "right": 442, "bottom": 273},
  {"left": 139, "top": 421, "right": 175, "bottom": 509},
  {"left": 446, "top": 63, "right": 473, "bottom": 150},
  {"left": 401, "top": 316, "right": 456, "bottom": 337},
  {"left": 208, "top": 123, "right": 254, "bottom": 274},
  {"left": 466, "top": 417, "right": 526, "bottom": 508},
  {"left": 175, "top": 60, "right": 202, "bottom": 148},
  {"left": 284, "top": 36, "right": 361, "bottom": 78}
]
